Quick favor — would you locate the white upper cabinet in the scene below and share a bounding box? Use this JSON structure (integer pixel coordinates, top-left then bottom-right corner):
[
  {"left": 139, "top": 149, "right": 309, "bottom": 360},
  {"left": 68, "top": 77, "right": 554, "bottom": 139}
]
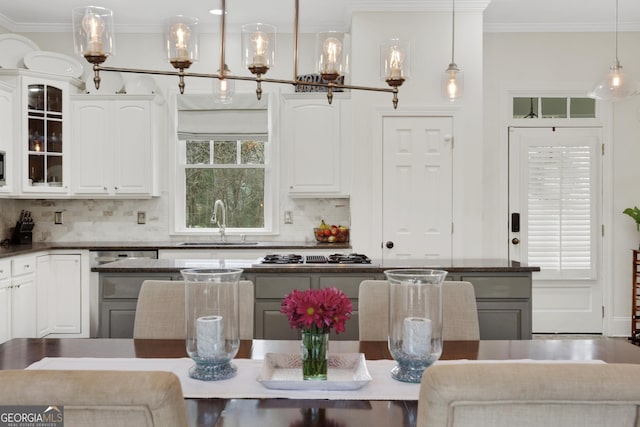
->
[
  {"left": 282, "top": 94, "right": 350, "bottom": 197},
  {"left": 0, "top": 70, "right": 83, "bottom": 197},
  {"left": 0, "top": 81, "right": 15, "bottom": 195},
  {"left": 71, "top": 94, "right": 160, "bottom": 197}
]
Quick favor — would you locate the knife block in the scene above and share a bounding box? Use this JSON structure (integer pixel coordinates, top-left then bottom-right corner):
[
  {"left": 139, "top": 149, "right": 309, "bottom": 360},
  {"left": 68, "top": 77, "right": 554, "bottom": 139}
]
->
[{"left": 11, "top": 221, "right": 34, "bottom": 245}]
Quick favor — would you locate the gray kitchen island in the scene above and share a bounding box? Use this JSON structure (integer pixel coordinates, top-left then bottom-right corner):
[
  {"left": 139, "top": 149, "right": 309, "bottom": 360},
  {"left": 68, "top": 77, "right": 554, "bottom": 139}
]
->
[{"left": 93, "top": 258, "right": 539, "bottom": 341}]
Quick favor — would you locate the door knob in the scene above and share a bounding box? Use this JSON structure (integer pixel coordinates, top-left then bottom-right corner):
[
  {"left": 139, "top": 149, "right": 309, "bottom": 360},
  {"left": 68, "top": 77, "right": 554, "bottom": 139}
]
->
[
  {"left": 512, "top": 238, "right": 520, "bottom": 245},
  {"left": 385, "top": 241, "right": 394, "bottom": 249}
]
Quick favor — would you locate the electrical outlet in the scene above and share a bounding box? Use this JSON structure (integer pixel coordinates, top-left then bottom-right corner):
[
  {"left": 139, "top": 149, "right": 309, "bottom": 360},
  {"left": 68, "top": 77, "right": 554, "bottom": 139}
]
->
[
  {"left": 137, "top": 211, "right": 146, "bottom": 224},
  {"left": 54, "top": 211, "right": 63, "bottom": 224},
  {"left": 284, "top": 211, "right": 293, "bottom": 224}
]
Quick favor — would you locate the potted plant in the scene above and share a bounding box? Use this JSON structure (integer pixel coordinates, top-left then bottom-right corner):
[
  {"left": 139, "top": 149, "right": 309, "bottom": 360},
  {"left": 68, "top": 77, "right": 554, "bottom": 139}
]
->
[{"left": 623, "top": 206, "right": 640, "bottom": 249}]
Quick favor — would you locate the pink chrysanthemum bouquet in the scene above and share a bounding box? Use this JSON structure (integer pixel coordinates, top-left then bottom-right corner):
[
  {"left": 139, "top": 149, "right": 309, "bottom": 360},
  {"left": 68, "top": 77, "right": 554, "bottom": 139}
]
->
[{"left": 280, "top": 287, "right": 353, "bottom": 334}]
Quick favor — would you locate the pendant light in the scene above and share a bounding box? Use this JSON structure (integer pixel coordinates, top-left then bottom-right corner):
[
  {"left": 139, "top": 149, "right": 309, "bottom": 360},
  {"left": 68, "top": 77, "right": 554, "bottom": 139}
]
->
[
  {"left": 588, "top": 0, "right": 637, "bottom": 101},
  {"left": 442, "top": 0, "right": 463, "bottom": 101},
  {"left": 214, "top": 64, "right": 235, "bottom": 104}
]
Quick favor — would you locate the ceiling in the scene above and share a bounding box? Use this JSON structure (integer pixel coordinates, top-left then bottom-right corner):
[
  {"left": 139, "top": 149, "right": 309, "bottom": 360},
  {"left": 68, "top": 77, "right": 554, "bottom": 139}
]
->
[{"left": 1, "top": 0, "right": 640, "bottom": 34}]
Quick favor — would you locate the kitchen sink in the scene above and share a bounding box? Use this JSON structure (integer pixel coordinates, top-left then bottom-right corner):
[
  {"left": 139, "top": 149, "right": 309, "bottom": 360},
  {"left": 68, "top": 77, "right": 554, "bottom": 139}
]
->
[{"left": 178, "top": 242, "right": 259, "bottom": 246}]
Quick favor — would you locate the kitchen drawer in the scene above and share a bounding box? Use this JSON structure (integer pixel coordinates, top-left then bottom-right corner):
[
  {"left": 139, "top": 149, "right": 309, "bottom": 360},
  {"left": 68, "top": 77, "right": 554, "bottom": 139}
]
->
[
  {"left": 255, "top": 276, "right": 311, "bottom": 299},
  {"left": 460, "top": 276, "right": 531, "bottom": 299},
  {"left": 0, "top": 259, "right": 10, "bottom": 280},
  {"left": 11, "top": 256, "right": 36, "bottom": 277},
  {"left": 318, "top": 276, "right": 376, "bottom": 298},
  {"left": 102, "top": 275, "right": 173, "bottom": 299}
]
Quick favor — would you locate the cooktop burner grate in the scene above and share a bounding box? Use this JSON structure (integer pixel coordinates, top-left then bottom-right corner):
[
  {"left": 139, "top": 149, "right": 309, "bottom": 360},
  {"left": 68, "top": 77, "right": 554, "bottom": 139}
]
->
[{"left": 261, "top": 254, "right": 304, "bottom": 264}]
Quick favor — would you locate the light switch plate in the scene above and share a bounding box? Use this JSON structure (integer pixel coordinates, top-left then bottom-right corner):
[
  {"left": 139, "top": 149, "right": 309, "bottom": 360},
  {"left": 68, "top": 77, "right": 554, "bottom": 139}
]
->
[
  {"left": 284, "top": 211, "right": 292, "bottom": 224},
  {"left": 137, "top": 211, "right": 146, "bottom": 224},
  {"left": 54, "top": 211, "right": 63, "bottom": 224}
]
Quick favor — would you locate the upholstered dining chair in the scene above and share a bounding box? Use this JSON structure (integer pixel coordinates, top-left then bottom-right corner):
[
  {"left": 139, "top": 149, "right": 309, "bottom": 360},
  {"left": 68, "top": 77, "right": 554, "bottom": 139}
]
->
[
  {"left": 357, "top": 279, "right": 480, "bottom": 341},
  {"left": 0, "top": 369, "right": 188, "bottom": 427},
  {"left": 133, "top": 279, "right": 255, "bottom": 339},
  {"left": 417, "top": 362, "right": 640, "bottom": 427}
]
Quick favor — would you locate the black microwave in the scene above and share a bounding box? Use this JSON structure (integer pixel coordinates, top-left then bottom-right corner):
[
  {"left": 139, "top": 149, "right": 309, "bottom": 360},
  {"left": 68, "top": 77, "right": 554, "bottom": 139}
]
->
[{"left": 0, "top": 151, "right": 4, "bottom": 186}]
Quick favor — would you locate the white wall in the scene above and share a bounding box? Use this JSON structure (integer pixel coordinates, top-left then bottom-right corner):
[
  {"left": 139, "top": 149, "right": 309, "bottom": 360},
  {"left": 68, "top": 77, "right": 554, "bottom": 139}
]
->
[
  {"left": 483, "top": 31, "right": 640, "bottom": 336},
  {"left": 349, "top": 11, "right": 485, "bottom": 260}
]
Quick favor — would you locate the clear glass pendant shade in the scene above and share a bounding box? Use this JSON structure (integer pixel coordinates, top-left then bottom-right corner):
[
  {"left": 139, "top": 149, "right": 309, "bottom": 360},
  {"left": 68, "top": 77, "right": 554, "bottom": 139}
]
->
[
  {"left": 442, "top": 63, "right": 464, "bottom": 101},
  {"left": 214, "top": 64, "right": 235, "bottom": 104},
  {"left": 588, "top": 63, "right": 637, "bottom": 101}
]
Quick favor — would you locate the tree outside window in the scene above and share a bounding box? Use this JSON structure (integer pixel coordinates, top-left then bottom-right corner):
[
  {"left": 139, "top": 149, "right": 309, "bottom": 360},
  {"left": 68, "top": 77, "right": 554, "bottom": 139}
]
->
[{"left": 183, "top": 138, "right": 266, "bottom": 230}]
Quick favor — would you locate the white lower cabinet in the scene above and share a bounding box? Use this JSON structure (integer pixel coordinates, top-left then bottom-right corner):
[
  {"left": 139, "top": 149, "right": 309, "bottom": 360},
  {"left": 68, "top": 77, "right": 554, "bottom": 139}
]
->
[
  {"left": 9, "top": 255, "right": 37, "bottom": 340},
  {"left": 0, "top": 260, "right": 11, "bottom": 343},
  {"left": 37, "top": 254, "right": 82, "bottom": 336}
]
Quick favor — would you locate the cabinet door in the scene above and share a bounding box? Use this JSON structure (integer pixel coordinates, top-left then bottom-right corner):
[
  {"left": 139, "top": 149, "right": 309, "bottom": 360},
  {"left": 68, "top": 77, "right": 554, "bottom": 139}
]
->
[
  {"left": 72, "top": 101, "right": 110, "bottom": 194},
  {"left": 255, "top": 301, "right": 300, "bottom": 340},
  {"left": 476, "top": 300, "right": 531, "bottom": 340},
  {"left": 284, "top": 97, "right": 346, "bottom": 196},
  {"left": 11, "top": 274, "right": 36, "bottom": 338},
  {"left": 22, "top": 77, "right": 71, "bottom": 194},
  {"left": 36, "top": 255, "right": 51, "bottom": 337},
  {"left": 112, "top": 100, "right": 152, "bottom": 194},
  {"left": 0, "top": 82, "right": 14, "bottom": 195},
  {"left": 0, "top": 279, "right": 11, "bottom": 343},
  {"left": 49, "top": 254, "right": 82, "bottom": 334}
]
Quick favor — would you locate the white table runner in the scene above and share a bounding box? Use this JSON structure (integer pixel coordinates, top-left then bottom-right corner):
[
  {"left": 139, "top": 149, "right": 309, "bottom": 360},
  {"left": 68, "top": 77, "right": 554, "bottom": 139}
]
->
[{"left": 26, "top": 357, "right": 604, "bottom": 400}]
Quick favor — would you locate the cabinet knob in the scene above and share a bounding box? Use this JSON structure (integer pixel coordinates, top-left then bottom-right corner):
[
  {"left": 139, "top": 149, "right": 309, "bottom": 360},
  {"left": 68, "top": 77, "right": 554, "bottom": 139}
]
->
[
  {"left": 512, "top": 238, "right": 520, "bottom": 245},
  {"left": 385, "top": 241, "right": 394, "bottom": 249}
]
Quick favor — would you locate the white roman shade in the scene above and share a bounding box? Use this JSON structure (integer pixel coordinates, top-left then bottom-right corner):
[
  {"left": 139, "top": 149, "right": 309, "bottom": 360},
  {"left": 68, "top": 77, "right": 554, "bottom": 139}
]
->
[
  {"left": 177, "top": 93, "right": 268, "bottom": 140},
  {"left": 525, "top": 142, "right": 596, "bottom": 279}
]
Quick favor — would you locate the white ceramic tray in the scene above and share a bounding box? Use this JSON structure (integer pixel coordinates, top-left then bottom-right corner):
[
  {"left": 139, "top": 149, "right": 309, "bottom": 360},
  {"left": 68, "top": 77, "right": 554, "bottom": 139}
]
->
[
  {"left": 0, "top": 34, "right": 39, "bottom": 68},
  {"left": 23, "top": 51, "right": 83, "bottom": 78},
  {"left": 257, "top": 353, "right": 372, "bottom": 390}
]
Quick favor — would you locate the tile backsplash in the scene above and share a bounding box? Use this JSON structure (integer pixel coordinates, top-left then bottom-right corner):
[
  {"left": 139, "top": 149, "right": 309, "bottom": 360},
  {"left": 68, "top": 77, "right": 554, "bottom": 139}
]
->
[{"left": 1, "top": 195, "right": 350, "bottom": 243}]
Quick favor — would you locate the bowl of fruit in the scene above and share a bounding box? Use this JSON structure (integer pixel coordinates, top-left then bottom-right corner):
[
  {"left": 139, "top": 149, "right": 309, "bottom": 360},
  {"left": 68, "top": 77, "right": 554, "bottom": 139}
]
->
[{"left": 314, "top": 220, "right": 349, "bottom": 243}]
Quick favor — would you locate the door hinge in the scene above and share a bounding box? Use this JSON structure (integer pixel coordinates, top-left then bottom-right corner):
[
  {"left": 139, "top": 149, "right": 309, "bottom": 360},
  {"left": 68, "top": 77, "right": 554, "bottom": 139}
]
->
[
  {"left": 451, "top": 222, "right": 454, "bottom": 234},
  {"left": 602, "top": 143, "right": 605, "bottom": 156},
  {"left": 602, "top": 306, "right": 605, "bottom": 318},
  {"left": 602, "top": 224, "right": 605, "bottom": 237}
]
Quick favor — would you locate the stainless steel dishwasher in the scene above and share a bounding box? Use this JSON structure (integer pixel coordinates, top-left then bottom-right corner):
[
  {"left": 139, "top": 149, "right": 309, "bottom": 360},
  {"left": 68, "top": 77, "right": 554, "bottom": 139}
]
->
[{"left": 90, "top": 250, "right": 160, "bottom": 338}]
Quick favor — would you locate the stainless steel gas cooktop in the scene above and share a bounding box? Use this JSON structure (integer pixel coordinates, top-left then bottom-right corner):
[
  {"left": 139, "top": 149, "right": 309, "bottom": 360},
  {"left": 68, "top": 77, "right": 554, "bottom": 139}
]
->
[{"left": 257, "top": 253, "right": 373, "bottom": 265}]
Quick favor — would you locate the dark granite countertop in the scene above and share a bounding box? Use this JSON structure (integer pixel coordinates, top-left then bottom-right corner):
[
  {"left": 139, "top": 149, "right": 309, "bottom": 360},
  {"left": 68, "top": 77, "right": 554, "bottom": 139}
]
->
[
  {"left": 91, "top": 257, "right": 539, "bottom": 274},
  {"left": 0, "top": 241, "right": 351, "bottom": 259}
]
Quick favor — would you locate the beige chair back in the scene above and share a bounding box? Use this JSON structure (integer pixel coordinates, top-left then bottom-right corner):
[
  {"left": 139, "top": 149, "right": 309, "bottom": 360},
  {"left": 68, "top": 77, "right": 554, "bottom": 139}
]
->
[
  {"left": 133, "top": 279, "right": 255, "bottom": 339},
  {"left": 0, "top": 370, "right": 187, "bottom": 427},
  {"left": 358, "top": 279, "right": 480, "bottom": 341},
  {"left": 418, "top": 363, "right": 640, "bottom": 427}
]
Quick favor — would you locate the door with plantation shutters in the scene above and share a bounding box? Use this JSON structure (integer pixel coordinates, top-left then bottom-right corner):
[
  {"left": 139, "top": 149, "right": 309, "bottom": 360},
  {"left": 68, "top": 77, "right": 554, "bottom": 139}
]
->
[{"left": 509, "top": 127, "right": 603, "bottom": 333}]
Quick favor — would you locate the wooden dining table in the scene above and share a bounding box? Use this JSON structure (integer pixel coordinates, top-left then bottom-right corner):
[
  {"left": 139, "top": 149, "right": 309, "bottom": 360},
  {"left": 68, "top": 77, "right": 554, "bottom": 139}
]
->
[{"left": 2, "top": 337, "right": 640, "bottom": 427}]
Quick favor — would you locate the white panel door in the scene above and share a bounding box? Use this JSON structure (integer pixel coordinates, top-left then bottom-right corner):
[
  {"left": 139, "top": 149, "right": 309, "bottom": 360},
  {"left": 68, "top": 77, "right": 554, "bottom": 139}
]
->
[
  {"left": 382, "top": 116, "right": 453, "bottom": 262},
  {"left": 509, "top": 127, "right": 603, "bottom": 333}
]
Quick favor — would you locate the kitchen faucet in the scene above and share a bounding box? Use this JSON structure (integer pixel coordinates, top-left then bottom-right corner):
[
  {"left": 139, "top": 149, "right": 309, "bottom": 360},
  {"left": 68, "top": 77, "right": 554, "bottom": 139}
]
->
[{"left": 211, "top": 199, "right": 226, "bottom": 242}]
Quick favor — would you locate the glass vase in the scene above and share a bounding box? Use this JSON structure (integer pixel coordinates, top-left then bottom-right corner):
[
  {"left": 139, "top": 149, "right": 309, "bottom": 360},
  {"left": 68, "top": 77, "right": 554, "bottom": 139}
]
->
[
  {"left": 181, "top": 268, "right": 243, "bottom": 381},
  {"left": 385, "top": 269, "right": 447, "bottom": 383},
  {"left": 301, "top": 329, "right": 329, "bottom": 380}
]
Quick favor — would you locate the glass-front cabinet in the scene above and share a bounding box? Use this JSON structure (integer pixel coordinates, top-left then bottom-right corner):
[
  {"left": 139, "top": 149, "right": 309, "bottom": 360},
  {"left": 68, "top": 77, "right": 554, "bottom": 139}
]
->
[
  {"left": 0, "top": 70, "right": 82, "bottom": 196},
  {"left": 27, "top": 83, "right": 64, "bottom": 188},
  {"left": 21, "top": 75, "right": 76, "bottom": 194}
]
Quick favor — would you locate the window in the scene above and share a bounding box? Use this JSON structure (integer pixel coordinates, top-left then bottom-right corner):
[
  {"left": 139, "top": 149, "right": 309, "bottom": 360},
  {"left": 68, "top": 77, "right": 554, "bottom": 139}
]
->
[
  {"left": 513, "top": 96, "right": 596, "bottom": 119},
  {"left": 173, "top": 94, "right": 275, "bottom": 235},
  {"left": 182, "top": 138, "right": 266, "bottom": 230}
]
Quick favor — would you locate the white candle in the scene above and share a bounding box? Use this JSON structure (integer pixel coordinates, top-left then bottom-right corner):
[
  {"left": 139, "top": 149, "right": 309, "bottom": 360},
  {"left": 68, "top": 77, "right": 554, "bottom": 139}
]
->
[
  {"left": 197, "top": 315, "right": 224, "bottom": 358},
  {"left": 402, "top": 317, "right": 431, "bottom": 356}
]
